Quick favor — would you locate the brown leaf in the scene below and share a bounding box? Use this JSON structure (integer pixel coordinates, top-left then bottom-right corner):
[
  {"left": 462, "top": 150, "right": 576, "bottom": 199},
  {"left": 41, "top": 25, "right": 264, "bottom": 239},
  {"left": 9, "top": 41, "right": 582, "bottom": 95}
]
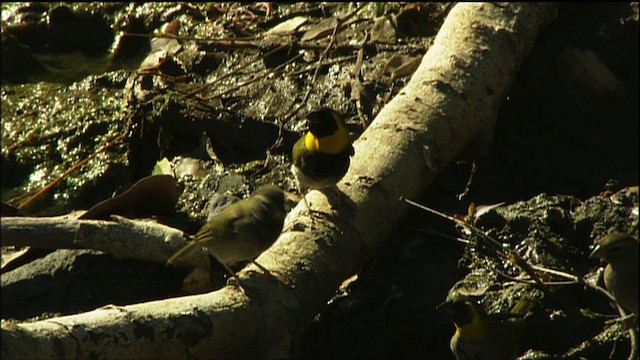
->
[{"left": 80, "top": 174, "right": 178, "bottom": 220}]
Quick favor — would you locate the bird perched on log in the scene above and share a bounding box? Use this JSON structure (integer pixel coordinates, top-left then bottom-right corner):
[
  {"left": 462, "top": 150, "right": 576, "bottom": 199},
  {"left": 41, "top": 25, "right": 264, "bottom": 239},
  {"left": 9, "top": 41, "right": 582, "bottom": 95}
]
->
[
  {"left": 167, "top": 184, "right": 286, "bottom": 291},
  {"left": 291, "top": 108, "right": 354, "bottom": 214}
]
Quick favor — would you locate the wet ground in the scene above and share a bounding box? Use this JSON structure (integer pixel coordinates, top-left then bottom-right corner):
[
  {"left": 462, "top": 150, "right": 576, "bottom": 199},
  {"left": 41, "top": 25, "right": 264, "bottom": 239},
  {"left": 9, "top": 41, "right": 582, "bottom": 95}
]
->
[{"left": 1, "top": 3, "right": 638, "bottom": 359}]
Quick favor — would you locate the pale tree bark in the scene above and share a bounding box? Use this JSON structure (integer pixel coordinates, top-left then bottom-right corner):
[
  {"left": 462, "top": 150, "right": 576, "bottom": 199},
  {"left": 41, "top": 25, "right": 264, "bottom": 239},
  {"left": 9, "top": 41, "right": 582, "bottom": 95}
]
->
[
  {"left": 1, "top": 3, "right": 558, "bottom": 359},
  {"left": 0, "top": 215, "right": 207, "bottom": 267}
]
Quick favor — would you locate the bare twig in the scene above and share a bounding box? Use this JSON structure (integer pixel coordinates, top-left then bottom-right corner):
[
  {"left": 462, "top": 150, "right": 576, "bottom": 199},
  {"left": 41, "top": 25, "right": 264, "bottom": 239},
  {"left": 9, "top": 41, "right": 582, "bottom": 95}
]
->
[
  {"left": 287, "top": 55, "right": 357, "bottom": 77},
  {"left": 183, "top": 44, "right": 290, "bottom": 98},
  {"left": 18, "top": 133, "right": 127, "bottom": 210},
  {"left": 402, "top": 196, "right": 553, "bottom": 298},
  {"left": 203, "top": 52, "right": 303, "bottom": 100},
  {"left": 400, "top": 196, "right": 506, "bottom": 254}
]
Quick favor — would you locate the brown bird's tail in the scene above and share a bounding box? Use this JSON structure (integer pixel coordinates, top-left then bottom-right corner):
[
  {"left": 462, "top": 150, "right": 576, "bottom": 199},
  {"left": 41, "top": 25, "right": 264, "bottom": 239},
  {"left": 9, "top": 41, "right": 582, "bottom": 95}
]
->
[{"left": 167, "top": 240, "right": 200, "bottom": 266}]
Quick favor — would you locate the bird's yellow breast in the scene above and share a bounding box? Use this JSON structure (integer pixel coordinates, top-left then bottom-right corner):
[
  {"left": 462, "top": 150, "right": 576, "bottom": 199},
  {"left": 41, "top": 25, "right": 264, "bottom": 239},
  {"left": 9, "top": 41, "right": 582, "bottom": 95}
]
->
[
  {"left": 455, "top": 317, "right": 489, "bottom": 341},
  {"left": 304, "top": 125, "right": 350, "bottom": 154}
]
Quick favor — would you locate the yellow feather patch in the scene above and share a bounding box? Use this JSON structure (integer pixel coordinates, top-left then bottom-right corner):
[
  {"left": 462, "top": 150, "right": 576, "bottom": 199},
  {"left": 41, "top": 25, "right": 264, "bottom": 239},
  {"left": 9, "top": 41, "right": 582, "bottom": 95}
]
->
[
  {"left": 456, "top": 305, "right": 489, "bottom": 341},
  {"left": 455, "top": 319, "right": 488, "bottom": 341},
  {"left": 304, "top": 124, "right": 350, "bottom": 154},
  {"left": 305, "top": 132, "right": 320, "bottom": 152}
]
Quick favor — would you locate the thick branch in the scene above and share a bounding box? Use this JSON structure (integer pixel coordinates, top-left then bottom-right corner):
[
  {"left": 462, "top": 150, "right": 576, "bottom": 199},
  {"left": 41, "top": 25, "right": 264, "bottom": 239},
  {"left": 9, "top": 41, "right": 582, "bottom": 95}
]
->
[{"left": 0, "top": 216, "right": 201, "bottom": 267}]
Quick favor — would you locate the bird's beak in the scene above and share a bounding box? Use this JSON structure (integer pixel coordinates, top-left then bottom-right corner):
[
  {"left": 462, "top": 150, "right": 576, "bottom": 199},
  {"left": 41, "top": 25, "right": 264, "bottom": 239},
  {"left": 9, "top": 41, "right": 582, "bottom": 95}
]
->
[
  {"left": 588, "top": 244, "right": 602, "bottom": 259},
  {"left": 436, "top": 300, "right": 453, "bottom": 314}
]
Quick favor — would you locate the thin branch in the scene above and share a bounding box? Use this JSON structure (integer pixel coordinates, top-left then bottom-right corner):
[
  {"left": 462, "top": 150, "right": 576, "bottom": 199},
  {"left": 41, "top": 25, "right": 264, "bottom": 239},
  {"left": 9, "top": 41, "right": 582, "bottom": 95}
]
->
[
  {"left": 202, "top": 52, "right": 303, "bottom": 100},
  {"left": 183, "top": 44, "right": 290, "bottom": 98},
  {"left": 18, "top": 133, "right": 127, "bottom": 210}
]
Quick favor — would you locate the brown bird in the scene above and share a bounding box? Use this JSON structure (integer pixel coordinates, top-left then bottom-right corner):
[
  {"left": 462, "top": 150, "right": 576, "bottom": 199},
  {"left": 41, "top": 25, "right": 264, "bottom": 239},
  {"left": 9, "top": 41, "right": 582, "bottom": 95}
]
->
[
  {"left": 589, "top": 232, "right": 639, "bottom": 315},
  {"left": 167, "top": 184, "right": 286, "bottom": 289}
]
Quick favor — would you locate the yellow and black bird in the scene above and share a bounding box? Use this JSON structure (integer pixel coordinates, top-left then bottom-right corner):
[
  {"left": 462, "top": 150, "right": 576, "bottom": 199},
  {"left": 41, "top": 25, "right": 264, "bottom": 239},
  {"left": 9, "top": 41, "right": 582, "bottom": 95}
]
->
[
  {"left": 167, "top": 184, "right": 286, "bottom": 289},
  {"left": 291, "top": 108, "right": 354, "bottom": 213},
  {"left": 439, "top": 297, "right": 535, "bottom": 360},
  {"left": 589, "top": 232, "right": 639, "bottom": 316}
]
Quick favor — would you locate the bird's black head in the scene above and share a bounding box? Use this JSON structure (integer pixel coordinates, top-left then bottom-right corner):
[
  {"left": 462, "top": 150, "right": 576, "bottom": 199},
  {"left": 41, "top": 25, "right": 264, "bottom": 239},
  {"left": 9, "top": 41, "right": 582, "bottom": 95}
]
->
[
  {"left": 306, "top": 108, "right": 342, "bottom": 138},
  {"left": 438, "top": 298, "right": 477, "bottom": 327}
]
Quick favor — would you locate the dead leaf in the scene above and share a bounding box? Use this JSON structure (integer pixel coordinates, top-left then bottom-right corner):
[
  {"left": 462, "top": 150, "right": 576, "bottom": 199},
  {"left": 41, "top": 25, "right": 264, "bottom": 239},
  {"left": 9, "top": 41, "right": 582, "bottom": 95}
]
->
[
  {"left": 79, "top": 174, "right": 178, "bottom": 220},
  {"left": 266, "top": 16, "right": 308, "bottom": 35},
  {"left": 301, "top": 17, "right": 339, "bottom": 42},
  {"left": 382, "top": 55, "right": 422, "bottom": 79}
]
